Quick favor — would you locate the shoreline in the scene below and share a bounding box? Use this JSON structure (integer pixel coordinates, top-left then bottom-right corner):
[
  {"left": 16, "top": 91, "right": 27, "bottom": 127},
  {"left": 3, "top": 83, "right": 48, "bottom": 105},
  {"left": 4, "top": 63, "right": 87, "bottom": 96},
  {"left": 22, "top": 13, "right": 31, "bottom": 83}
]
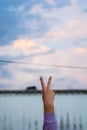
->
[{"left": 0, "top": 90, "right": 87, "bottom": 94}]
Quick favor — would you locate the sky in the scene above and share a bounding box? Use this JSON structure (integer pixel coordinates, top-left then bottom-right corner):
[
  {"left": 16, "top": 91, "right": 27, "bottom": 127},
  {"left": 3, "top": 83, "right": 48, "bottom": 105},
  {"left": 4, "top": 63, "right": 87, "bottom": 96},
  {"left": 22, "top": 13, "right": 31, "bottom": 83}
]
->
[{"left": 0, "top": 0, "right": 87, "bottom": 90}]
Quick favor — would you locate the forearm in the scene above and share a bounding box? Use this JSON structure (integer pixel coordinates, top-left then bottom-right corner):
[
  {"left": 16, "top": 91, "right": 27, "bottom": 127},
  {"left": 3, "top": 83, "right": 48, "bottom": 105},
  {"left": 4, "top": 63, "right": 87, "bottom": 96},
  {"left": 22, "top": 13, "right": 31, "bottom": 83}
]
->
[{"left": 43, "top": 104, "right": 58, "bottom": 130}]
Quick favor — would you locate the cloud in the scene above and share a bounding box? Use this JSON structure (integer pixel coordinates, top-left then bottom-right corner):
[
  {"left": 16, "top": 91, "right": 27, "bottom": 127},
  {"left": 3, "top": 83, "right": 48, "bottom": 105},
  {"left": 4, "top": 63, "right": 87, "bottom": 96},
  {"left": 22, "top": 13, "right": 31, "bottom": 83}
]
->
[
  {"left": 0, "top": 39, "right": 49, "bottom": 57},
  {"left": 13, "top": 39, "right": 35, "bottom": 47},
  {"left": 35, "top": 14, "right": 87, "bottom": 45},
  {"left": 46, "top": 0, "right": 71, "bottom": 7},
  {"left": 0, "top": 44, "right": 87, "bottom": 89},
  {"left": 0, "top": 78, "right": 11, "bottom": 87},
  {"left": 0, "top": 0, "right": 87, "bottom": 47},
  {"left": 26, "top": 0, "right": 87, "bottom": 46},
  {"left": 0, "top": 83, "right": 11, "bottom": 90},
  {"left": 56, "top": 0, "right": 71, "bottom": 8},
  {"left": 0, "top": 0, "right": 87, "bottom": 90},
  {"left": 53, "top": 76, "right": 87, "bottom": 90},
  {"left": 28, "top": 47, "right": 87, "bottom": 89},
  {"left": 74, "top": 48, "right": 87, "bottom": 54},
  {"left": 31, "top": 47, "right": 87, "bottom": 67},
  {"left": 0, "top": 45, "right": 87, "bottom": 90},
  {"left": 0, "top": 62, "right": 41, "bottom": 90},
  {"left": 45, "top": 0, "right": 55, "bottom": 5},
  {"left": 1, "top": 38, "right": 87, "bottom": 90}
]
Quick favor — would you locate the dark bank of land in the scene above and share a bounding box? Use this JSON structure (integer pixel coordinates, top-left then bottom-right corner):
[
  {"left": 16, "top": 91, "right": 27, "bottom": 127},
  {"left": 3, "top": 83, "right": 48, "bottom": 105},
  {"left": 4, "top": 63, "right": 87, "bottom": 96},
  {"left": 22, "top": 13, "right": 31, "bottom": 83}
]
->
[{"left": 0, "top": 90, "right": 87, "bottom": 94}]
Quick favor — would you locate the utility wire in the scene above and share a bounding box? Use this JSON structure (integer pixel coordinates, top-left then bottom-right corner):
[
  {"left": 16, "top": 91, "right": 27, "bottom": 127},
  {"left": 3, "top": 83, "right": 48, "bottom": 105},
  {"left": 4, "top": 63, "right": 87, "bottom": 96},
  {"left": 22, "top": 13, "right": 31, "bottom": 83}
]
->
[{"left": 0, "top": 59, "right": 87, "bottom": 70}]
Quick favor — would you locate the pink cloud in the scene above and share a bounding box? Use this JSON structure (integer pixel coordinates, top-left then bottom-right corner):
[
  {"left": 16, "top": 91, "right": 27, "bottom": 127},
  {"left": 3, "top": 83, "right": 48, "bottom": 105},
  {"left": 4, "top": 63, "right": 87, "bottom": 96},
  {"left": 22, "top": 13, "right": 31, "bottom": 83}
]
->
[{"left": 0, "top": 38, "right": 49, "bottom": 57}]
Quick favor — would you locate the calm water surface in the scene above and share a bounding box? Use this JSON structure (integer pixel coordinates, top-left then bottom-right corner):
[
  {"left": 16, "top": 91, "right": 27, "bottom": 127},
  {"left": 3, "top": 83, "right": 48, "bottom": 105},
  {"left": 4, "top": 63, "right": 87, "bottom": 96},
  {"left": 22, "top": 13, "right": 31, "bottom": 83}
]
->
[{"left": 0, "top": 94, "right": 87, "bottom": 130}]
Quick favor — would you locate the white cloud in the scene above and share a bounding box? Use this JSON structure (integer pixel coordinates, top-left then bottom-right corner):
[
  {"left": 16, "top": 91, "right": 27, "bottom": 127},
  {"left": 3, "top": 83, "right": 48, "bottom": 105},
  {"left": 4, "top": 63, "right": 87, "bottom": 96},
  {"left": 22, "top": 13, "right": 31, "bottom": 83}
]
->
[
  {"left": 0, "top": 0, "right": 87, "bottom": 90},
  {"left": 27, "top": 0, "right": 87, "bottom": 45},
  {"left": 0, "top": 39, "right": 49, "bottom": 57},
  {"left": 35, "top": 13, "right": 87, "bottom": 44},
  {"left": 0, "top": 28, "right": 87, "bottom": 90},
  {"left": 0, "top": 45, "right": 87, "bottom": 90},
  {"left": 45, "top": 0, "right": 55, "bottom": 5},
  {"left": 74, "top": 48, "right": 87, "bottom": 55}
]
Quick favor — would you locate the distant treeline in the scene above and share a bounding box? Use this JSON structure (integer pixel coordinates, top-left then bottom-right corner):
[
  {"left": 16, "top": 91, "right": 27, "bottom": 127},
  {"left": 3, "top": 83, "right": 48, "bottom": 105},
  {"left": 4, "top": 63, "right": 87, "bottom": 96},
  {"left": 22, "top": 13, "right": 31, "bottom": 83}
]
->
[{"left": 0, "top": 90, "right": 87, "bottom": 94}]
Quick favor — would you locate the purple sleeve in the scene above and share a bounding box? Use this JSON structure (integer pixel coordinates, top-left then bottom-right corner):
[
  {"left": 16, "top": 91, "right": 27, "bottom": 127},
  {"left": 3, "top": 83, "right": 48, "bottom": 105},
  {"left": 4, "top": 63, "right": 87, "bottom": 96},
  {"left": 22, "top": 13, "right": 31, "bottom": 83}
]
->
[{"left": 43, "top": 112, "right": 58, "bottom": 130}]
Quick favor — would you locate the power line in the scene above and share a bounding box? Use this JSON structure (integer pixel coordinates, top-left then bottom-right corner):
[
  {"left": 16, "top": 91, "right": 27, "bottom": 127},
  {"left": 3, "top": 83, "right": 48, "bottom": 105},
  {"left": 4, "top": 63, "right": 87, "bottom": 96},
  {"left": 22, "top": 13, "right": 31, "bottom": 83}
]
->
[{"left": 0, "top": 59, "right": 87, "bottom": 70}]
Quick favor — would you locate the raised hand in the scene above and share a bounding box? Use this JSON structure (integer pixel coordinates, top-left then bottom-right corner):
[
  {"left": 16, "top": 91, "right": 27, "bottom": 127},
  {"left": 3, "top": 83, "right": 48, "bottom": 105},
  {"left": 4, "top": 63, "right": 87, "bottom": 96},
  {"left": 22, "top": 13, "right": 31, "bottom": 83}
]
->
[{"left": 40, "top": 76, "right": 55, "bottom": 112}]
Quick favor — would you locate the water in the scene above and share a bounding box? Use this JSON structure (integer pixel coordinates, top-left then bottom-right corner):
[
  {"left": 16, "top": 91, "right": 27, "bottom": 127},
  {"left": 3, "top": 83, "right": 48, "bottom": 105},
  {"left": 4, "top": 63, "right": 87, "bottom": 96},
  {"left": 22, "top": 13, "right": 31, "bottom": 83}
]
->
[{"left": 0, "top": 94, "right": 87, "bottom": 130}]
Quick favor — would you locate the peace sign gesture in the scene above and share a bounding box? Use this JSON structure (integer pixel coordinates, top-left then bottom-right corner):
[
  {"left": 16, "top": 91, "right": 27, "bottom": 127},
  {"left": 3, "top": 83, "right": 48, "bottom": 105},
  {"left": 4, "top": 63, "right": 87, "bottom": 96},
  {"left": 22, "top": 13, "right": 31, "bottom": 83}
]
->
[{"left": 40, "top": 76, "right": 55, "bottom": 112}]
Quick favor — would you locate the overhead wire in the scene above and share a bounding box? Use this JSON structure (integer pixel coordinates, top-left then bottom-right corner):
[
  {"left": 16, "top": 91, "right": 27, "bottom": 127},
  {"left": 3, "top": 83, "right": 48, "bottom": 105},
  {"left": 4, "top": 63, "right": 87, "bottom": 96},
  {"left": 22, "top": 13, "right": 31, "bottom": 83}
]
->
[{"left": 0, "top": 59, "right": 87, "bottom": 70}]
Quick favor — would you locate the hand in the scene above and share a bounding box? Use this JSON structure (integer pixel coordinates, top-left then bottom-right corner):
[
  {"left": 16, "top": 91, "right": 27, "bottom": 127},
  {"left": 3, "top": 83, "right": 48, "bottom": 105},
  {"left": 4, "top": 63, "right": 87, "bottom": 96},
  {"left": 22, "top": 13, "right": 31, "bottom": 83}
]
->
[{"left": 40, "top": 76, "right": 55, "bottom": 113}]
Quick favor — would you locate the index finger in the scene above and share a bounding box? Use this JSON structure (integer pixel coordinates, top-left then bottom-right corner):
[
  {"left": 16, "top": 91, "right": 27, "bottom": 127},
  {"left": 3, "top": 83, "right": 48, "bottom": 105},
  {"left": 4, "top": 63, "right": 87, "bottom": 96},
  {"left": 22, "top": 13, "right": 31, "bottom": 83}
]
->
[
  {"left": 40, "top": 76, "right": 45, "bottom": 90},
  {"left": 47, "top": 76, "right": 52, "bottom": 88}
]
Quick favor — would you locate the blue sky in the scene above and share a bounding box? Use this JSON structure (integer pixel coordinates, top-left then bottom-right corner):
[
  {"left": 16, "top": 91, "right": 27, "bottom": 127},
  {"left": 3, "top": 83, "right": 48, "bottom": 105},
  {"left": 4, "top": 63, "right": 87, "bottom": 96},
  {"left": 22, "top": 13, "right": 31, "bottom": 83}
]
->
[{"left": 0, "top": 0, "right": 87, "bottom": 90}]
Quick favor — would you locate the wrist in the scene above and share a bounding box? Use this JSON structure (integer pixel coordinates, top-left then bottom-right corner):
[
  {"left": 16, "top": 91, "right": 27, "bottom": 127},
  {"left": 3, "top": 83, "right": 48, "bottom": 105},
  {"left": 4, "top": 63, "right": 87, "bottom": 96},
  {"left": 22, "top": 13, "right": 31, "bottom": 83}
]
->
[{"left": 44, "top": 104, "right": 54, "bottom": 113}]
